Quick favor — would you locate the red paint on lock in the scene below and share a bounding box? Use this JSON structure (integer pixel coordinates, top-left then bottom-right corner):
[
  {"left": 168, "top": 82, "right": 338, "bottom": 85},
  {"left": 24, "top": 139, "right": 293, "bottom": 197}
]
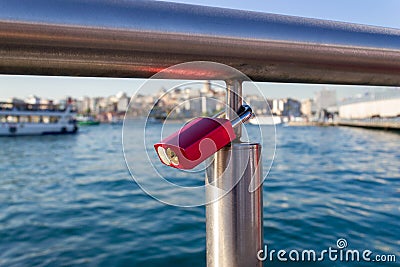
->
[{"left": 154, "top": 117, "right": 236, "bottom": 169}]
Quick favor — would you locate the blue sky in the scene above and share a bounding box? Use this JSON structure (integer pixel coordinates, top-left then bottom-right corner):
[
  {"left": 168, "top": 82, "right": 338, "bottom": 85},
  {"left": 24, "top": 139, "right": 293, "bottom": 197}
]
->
[
  {"left": 1, "top": 0, "right": 399, "bottom": 101},
  {"left": 168, "top": 0, "right": 400, "bottom": 29}
]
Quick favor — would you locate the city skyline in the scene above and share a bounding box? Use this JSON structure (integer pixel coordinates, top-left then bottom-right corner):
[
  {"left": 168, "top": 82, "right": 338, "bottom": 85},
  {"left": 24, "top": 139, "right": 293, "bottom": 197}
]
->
[{"left": 0, "top": 74, "right": 395, "bottom": 102}]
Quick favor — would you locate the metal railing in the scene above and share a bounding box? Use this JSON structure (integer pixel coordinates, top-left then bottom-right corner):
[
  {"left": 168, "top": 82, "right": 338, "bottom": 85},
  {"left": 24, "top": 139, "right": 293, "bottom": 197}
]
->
[{"left": 1, "top": 0, "right": 400, "bottom": 86}]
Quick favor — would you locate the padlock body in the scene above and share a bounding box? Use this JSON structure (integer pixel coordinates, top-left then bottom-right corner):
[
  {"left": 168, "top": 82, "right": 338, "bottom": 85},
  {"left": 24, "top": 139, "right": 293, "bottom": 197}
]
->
[{"left": 154, "top": 117, "right": 236, "bottom": 169}]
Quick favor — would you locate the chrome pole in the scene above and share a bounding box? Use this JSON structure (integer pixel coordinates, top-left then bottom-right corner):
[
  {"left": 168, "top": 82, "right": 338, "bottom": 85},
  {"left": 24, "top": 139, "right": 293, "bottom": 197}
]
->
[
  {"left": 225, "top": 80, "right": 243, "bottom": 141},
  {"left": 205, "top": 81, "right": 263, "bottom": 267}
]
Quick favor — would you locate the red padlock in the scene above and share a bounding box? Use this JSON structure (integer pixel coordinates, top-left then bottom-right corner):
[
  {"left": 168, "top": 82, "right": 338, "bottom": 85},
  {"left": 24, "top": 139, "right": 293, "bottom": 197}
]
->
[{"left": 154, "top": 105, "right": 253, "bottom": 169}]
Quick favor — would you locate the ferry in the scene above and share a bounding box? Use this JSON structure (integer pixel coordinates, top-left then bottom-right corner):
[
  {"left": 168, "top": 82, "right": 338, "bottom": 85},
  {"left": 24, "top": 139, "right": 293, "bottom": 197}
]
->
[{"left": 0, "top": 102, "right": 78, "bottom": 136}]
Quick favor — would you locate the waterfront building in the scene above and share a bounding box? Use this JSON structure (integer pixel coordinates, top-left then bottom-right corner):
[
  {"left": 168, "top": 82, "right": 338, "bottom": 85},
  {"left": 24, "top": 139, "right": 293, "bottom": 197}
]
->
[
  {"left": 339, "top": 89, "right": 400, "bottom": 119},
  {"left": 7, "top": 97, "right": 25, "bottom": 104},
  {"left": 301, "top": 98, "right": 317, "bottom": 118},
  {"left": 272, "top": 98, "right": 301, "bottom": 117},
  {"left": 25, "top": 95, "right": 41, "bottom": 105},
  {"left": 81, "top": 96, "right": 91, "bottom": 114},
  {"left": 245, "top": 94, "right": 272, "bottom": 115}
]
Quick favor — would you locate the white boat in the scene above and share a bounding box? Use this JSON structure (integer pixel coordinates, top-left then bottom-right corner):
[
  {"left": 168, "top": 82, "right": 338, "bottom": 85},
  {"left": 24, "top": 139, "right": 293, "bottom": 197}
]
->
[
  {"left": 249, "top": 115, "right": 282, "bottom": 125},
  {"left": 0, "top": 102, "right": 78, "bottom": 136}
]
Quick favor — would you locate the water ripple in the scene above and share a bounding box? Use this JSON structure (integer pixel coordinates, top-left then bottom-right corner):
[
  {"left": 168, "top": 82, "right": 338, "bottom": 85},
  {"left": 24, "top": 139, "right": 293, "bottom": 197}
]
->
[{"left": 0, "top": 125, "right": 399, "bottom": 266}]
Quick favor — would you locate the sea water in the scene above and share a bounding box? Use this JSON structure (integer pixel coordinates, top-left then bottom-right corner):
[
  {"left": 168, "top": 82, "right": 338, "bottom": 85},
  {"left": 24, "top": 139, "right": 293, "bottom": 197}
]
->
[{"left": 0, "top": 124, "right": 399, "bottom": 266}]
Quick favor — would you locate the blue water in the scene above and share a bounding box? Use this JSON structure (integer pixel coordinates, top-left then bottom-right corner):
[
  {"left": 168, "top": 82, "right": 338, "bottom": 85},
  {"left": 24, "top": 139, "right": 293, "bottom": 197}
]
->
[{"left": 0, "top": 124, "right": 399, "bottom": 266}]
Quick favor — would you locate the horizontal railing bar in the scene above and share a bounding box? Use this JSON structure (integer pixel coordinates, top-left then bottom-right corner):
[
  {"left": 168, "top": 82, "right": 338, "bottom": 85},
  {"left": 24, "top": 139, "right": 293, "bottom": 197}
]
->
[{"left": 1, "top": 0, "right": 400, "bottom": 86}]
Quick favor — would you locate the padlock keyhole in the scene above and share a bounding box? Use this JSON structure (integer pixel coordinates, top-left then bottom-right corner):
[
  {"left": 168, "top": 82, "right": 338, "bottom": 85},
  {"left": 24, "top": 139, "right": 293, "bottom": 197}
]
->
[{"left": 166, "top": 148, "right": 180, "bottom": 165}]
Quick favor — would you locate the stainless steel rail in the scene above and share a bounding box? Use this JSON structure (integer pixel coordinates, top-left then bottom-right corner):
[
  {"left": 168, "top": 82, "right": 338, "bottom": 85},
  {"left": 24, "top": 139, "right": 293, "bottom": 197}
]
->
[{"left": 1, "top": 0, "right": 400, "bottom": 85}]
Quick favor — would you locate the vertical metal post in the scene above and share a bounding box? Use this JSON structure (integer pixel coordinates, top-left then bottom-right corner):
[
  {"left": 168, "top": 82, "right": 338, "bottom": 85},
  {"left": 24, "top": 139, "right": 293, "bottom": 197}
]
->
[
  {"left": 225, "top": 80, "right": 243, "bottom": 141},
  {"left": 205, "top": 80, "right": 263, "bottom": 267}
]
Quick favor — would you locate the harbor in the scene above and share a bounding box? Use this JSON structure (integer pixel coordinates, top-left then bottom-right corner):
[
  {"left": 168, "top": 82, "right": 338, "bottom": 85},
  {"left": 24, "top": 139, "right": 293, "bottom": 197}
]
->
[
  {"left": 1, "top": 122, "right": 399, "bottom": 267},
  {"left": 338, "top": 119, "right": 400, "bottom": 130},
  {"left": 288, "top": 119, "right": 400, "bottom": 130},
  {"left": 0, "top": 0, "right": 399, "bottom": 266},
  {"left": 1, "top": 83, "right": 399, "bottom": 266},
  {"left": 288, "top": 89, "right": 400, "bottom": 131}
]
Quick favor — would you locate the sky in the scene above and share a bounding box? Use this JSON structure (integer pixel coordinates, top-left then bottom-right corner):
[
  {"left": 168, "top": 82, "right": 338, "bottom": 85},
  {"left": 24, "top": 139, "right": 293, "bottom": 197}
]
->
[{"left": 1, "top": 0, "right": 399, "bottom": 101}]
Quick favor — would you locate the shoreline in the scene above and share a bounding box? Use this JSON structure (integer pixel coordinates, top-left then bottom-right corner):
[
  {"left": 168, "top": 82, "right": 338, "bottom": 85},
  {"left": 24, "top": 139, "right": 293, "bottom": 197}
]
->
[{"left": 288, "top": 120, "right": 400, "bottom": 131}]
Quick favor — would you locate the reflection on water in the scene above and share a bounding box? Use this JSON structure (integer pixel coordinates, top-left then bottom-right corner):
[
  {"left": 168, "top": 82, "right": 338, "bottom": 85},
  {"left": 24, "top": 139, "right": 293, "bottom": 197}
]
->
[{"left": 0, "top": 124, "right": 399, "bottom": 266}]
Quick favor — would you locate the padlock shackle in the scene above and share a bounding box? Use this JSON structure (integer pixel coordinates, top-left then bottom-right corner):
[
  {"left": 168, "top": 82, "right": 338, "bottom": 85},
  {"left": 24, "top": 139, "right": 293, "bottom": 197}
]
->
[
  {"left": 212, "top": 104, "right": 253, "bottom": 127},
  {"left": 211, "top": 110, "right": 226, "bottom": 119},
  {"left": 231, "top": 104, "right": 253, "bottom": 128}
]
